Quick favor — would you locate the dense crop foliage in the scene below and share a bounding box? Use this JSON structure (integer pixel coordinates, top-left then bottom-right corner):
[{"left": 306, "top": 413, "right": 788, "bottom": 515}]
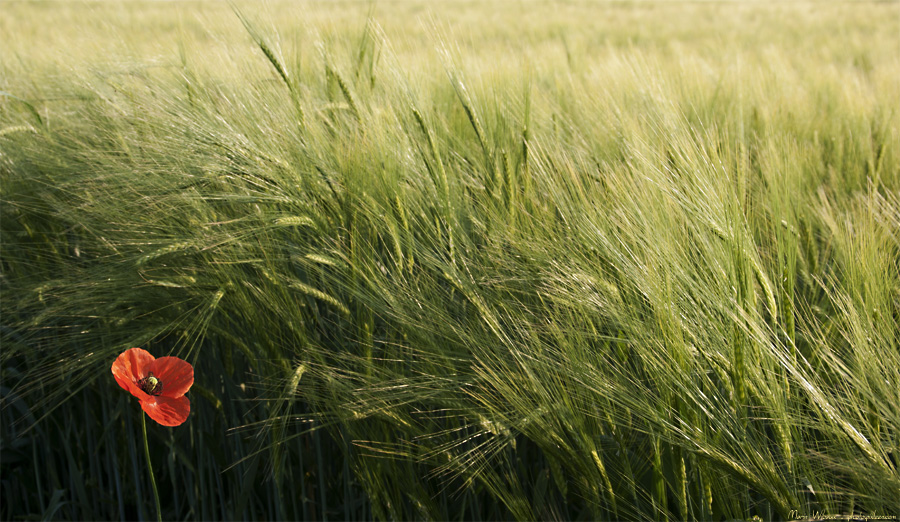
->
[{"left": 2, "top": 1, "right": 898, "bottom": 520}]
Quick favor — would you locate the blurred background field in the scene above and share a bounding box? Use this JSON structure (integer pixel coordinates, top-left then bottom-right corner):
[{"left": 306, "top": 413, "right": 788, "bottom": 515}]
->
[{"left": 2, "top": 1, "right": 898, "bottom": 520}]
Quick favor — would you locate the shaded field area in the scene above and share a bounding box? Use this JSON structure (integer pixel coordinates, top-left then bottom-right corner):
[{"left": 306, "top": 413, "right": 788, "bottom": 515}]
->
[{"left": 2, "top": 1, "right": 899, "bottom": 520}]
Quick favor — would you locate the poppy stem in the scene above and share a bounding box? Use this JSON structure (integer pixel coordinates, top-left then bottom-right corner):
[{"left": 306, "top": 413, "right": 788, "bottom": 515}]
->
[{"left": 141, "top": 412, "right": 163, "bottom": 522}]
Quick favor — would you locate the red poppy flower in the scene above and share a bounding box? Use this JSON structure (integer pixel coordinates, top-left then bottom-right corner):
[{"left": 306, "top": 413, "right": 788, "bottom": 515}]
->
[{"left": 112, "top": 348, "right": 193, "bottom": 427}]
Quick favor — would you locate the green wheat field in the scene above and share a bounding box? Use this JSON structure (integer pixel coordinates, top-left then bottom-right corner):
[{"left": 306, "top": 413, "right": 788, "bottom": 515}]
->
[{"left": 1, "top": 1, "right": 898, "bottom": 520}]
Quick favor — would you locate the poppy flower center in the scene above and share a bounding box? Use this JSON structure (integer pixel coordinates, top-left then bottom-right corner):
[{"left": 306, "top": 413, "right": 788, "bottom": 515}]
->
[{"left": 138, "top": 372, "right": 163, "bottom": 396}]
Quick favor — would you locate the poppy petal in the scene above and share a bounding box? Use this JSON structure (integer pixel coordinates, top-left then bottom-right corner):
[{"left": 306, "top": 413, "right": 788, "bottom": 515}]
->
[
  {"left": 112, "top": 348, "right": 155, "bottom": 399},
  {"left": 146, "top": 356, "right": 194, "bottom": 398},
  {"left": 141, "top": 395, "right": 190, "bottom": 427}
]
